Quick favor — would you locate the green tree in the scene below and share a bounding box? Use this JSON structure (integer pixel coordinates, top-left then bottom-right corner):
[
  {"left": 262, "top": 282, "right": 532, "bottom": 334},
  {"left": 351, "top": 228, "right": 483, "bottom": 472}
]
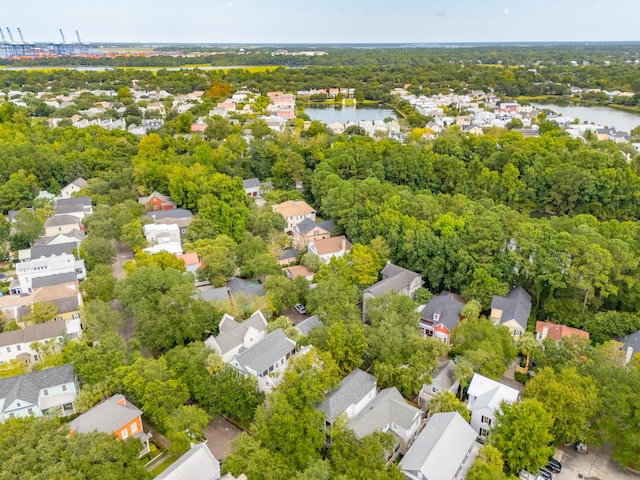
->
[
  {"left": 22, "top": 301, "right": 58, "bottom": 324},
  {"left": 0, "top": 170, "right": 39, "bottom": 213},
  {"left": 322, "top": 320, "right": 368, "bottom": 376},
  {"left": 164, "top": 405, "right": 210, "bottom": 455},
  {"left": 467, "top": 445, "right": 510, "bottom": 480},
  {"left": 524, "top": 367, "right": 599, "bottom": 444},
  {"left": 79, "top": 236, "right": 117, "bottom": 271},
  {"left": 11, "top": 208, "right": 44, "bottom": 249},
  {"left": 207, "top": 366, "right": 265, "bottom": 424},
  {"left": 427, "top": 390, "right": 471, "bottom": 421},
  {"left": 489, "top": 399, "right": 554, "bottom": 474},
  {"left": 81, "top": 264, "right": 117, "bottom": 302}
]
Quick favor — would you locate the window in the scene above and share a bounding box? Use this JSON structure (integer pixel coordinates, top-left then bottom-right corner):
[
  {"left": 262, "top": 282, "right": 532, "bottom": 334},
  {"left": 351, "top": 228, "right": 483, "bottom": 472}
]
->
[
  {"left": 6, "top": 347, "right": 10, "bottom": 353},
  {"left": 390, "top": 423, "right": 398, "bottom": 432},
  {"left": 433, "top": 313, "right": 440, "bottom": 322},
  {"left": 43, "top": 389, "right": 49, "bottom": 396},
  {"left": 481, "top": 416, "right": 492, "bottom": 426},
  {"left": 130, "top": 422, "right": 138, "bottom": 433},
  {"left": 27, "top": 408, "right": 33, "bottom": 415},
  {"left": 16, "top": 403, "right": 21, "bottom": 407},
  {"left": 62, "top": 385, "right": 67, "bottom": 392},
  {"left": 121, "top": 428, "right": 128, "bottom": 439},
  {"left": 514, "top": 330, "right": 522, "bottom": 337},
  {"left": 431, "top": 387, "right": 438, "bottom": 393},
  {"left": 479, "top": 428, "right": 488, "bottom": 437},
  {"left": 16, "top": 345, "right": 21, "bottom": 351}
]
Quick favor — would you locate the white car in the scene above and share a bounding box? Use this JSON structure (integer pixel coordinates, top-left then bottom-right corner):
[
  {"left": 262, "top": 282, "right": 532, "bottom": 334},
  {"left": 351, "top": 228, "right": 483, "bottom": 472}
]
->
[{"left": 294, "top": 303, "right": 307, "bottom": 314}]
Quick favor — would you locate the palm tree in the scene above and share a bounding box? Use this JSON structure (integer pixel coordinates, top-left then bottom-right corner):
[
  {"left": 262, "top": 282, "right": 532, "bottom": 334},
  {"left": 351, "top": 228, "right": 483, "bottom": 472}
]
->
[{"left": 518, "top": 332, "right": 539, "bottom": 370}]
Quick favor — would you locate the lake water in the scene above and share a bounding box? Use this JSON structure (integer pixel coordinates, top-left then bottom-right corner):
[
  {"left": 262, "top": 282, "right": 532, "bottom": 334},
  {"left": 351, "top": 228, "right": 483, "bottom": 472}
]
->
[
  {"left": 305, "top": 105, "right": 397, "bottom": 124},
  {"left": 532, "top": 102, "right": 640, "bottom": 133}
]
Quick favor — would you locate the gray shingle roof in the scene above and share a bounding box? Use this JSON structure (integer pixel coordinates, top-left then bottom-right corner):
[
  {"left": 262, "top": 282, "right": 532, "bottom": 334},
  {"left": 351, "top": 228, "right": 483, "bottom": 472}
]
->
[
  {"left": 30, "top": 242, "right": 79, "bottom": 259},
  {"left": 206, "top": 311, "right": 267, "bottom": 355},
  {"left": 421, "top": 292, "right": 466, "bottom": 331},
  {"left": 146, "top": 208, "right": 193, "bottom": 220},
  {"left": 278, "top": 248, "right": 298, "bottom": 261},
  {"left": 227, "top": 277, "right": 265, "bottom": 297},
  {"left": 618, "top": 329, "right": 640, "bottom": 357},
  {"left": 295, "top": 315, "right": 322, "bottom": 336},
  {"left": 44, "top": 215, "right": 80, "bottom": 228},
  {"left": 32, "top": 272, "right": 78, "bottom": 289},
  {"left": 400, "top": 412, "right": 477, "bottom": 479},
  {"left": 428, "top": 359, "right": 457, "bottom": 392},
  {"left": 156, "top": 443, "right": 221, "bottom": 480},
  {"left": 69, "top": 178, "right": 88, "bottom": 188},
  {"left": 0, "top": 320, "right": 67, "bottom": 348},
  {"left": 233, "top": 329, "right": 296, "bottom": 376},
  {"left": 348, "top": 387, "right": 421, "bottom": 440},
  {"left": 55, "top": 196, "right": 91, "bottom": 208},
  {"left": 364, "top": 264, "right": 422, "bottom": 298},
  {"left": 491, "top": 287, "right": 532, "bottom": 328},
  {"left": 295, "top": 218, "right": 319, "bottom": 236},
  {"left": 242, "top": 178, "right": 261, "bottom": 189},
  {"left": 318, "top": 369, "right": 377, "bottom": 424},
  {"left": 0, "top": 364, "right": 75, "bottom": 415},
  {"left": 67, "top": 394, "right": 142, "bottom": 435}
]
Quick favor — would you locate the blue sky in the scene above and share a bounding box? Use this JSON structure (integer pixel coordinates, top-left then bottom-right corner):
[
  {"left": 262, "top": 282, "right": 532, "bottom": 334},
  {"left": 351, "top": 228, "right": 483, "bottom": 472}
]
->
[{"left": 3, "top": 0, "right": 639, "bottom": 44}]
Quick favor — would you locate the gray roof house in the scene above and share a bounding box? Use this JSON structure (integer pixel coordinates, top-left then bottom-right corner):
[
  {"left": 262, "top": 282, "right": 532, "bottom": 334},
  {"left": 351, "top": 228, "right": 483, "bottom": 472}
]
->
[
  {"left": 400, "top": 412, "right": 479, "bottom": 480},
  {"left": 294, "top": 315, "right": 323, "bottom": 336},
  {"left": 67, "top": 393, "right": 150, "bottom": 456},
  {"left": 230, "top": 329, "right": 297, "bottom": 393},
  {"left": 348, "top": 387, "right": 423, "bottom": 456},
  {"left": 418, "top": 360, "right": 460, "bottom": 410},
  {"left": 490, "top": 287, "right": 532, "bottom": 339},
  {"left": 467, "top": 373, "right": 519, "bottom": 440},
  {"left": 204, "top": 311, "right": 268, "bottom": 362},
  {"left": 59, "top": 178, "right": 88, "bottom": 199},
  {"left": 419, "top": 292, "right": 466, "bottom": 345},
  {"left": 318, "top": 368, "right": 377, "bottom": 425},
  {"left": 0, "top": 364, "right": 78, "bottom": 422},
  {"left": 362, "top": 263, "right": 423, "bottom": 321},
  {"left": 54, "top": 196, "right": 93, "bottom": 219},
  {"left": 156, "top": 442, "right": 221, "bottom": 480}
]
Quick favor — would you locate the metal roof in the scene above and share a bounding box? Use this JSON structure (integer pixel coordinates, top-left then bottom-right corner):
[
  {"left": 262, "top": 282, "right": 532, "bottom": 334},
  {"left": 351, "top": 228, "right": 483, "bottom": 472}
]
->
[{"left": 156, "top": 443, "right": 220, "bottom": 480}]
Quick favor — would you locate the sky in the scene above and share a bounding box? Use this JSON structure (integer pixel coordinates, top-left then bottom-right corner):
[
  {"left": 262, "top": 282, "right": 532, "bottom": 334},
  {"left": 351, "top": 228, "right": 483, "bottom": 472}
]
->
[{"left": 2, "top": 0, "right": 639, "bottom": 44}]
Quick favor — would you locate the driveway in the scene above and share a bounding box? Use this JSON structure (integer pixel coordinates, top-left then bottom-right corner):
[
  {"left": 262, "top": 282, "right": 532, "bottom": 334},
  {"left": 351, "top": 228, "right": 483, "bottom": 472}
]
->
[
  {"left": 555, "top": 444, "right": 639, "bottom": 480},
  {"left": 204, "top": 417, "right": 244, "bottom": 461},
  {"left": 282, "top": 306, "right": 310, "bottom": 326}
]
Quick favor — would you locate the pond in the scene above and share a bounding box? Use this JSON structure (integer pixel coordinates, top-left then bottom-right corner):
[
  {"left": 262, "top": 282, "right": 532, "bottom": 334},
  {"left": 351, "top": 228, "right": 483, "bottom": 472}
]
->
[
  {"left": 532, "top": 102, "right": 640, "bottom": 133},
  {"left": 305, "top": 105, "right": 397, "bottom": 124}
]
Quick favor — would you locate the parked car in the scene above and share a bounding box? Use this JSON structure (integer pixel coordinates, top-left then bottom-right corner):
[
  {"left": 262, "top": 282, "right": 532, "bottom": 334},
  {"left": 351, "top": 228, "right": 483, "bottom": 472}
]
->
[
  {"left": 545, "top": 460, "right": 561, "bottom": 473},
  {"left": 575, "top": 442, "right": 588, "bottom": 454},
  {"left": 547, "top": 458, "right": 562, "bottom": 471},
  {"left": 538, "top": 467, "right": 553, "bottom": 480},
  {"left": 294, "top": 303, "right": 307, "bottom": 314}
]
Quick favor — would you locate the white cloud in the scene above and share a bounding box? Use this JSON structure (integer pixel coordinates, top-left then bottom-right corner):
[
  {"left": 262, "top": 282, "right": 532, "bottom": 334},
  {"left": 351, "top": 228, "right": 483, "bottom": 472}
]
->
[
  {"left": 227, "top": 2, "right": 235, "bottom": 7},
  {"left": 502, "top": 8, "right": 510, "bottom": 15}
]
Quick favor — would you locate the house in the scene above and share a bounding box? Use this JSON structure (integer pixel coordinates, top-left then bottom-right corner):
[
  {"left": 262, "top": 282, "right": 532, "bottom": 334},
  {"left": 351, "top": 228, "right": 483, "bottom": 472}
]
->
[
  {"left": 272, "top": 200, "right": 316, "bottom": 233},
  {"left": 59, "top": 178, "right": 88, "bottom": 199},
  {"left": 13, "top": 246, "right": 85, "bottom": 294},
  {"left": 176, "top": 252, "right": 202, "bottom": 275},
  {"left": 419, "top": 292, "right": 466, "bottom": 344},
  {"left": 54, "top": 196, "right": 93, "bottom": 219},
  {"left": 138, "top": 191, "right": 177, "bottom": 211},
  {"left": 0, "top": 282, "right": 82, "bottom": 322},
  {"left": 307, "top": 236, "right": 352, "bottom": 263},
  {"left": 0, "top": 318, "right": 82, "bottom": 364},
  {"left": 362, "top": 263, "right": 423, "bottom": 320},
  {"left": 197, "top": 277, "right": 266, "bottom": 303},
  {"left": 44, "top": 215, "right": 82, "bottom": 237},
  {"left": 146, "top": 208, "right": 194, "bottom": 239},
  {"left": 204, "top": 310, "right": 268, "bottom": 363},
  {"left": 143, "top": 223, "right": 181, "bottom": 245},
  {"left": 277, "top": 248, "right": 298, "bottom": 266},
  {"left": 33, "top": 230, "right": 84, "bottom": 247},
  {"left": 400, "top": 412, "right": 479, "bottom": 480},
  {"left": 156, "top": 443, "right": 221, "bottom": 480},
  {"left": 417, "top": 360, "right": 460, "bottom": 410},
  {"left": 144, "top": 243, "right": 183, "bottom": 255},
  {"left": 467, "top": 373, "right": 519, "bottom": 439},
  {"left": 294, "top": 315, "right": 322, "bottom": 337},
  {"left": 229, "top": 329, "right": 297, "bottom": 393},
  {"left": 535, "top": 321, "right": 590, "bottom": 344},
  {"left": 461, "top": 125, "right": 483, "bottom": 136},
  {"left": 284, "top": 265, "right": 315, "bottom": 281},
  {"left": 292, "top": 218, "right": 334, "bottom": 249},
  {"left": 67, "top": 394, "right": 151, "bottom": 457},
  {"left": 490, "top": 287, "right": 532, "bottom": 339},
  {"left": 242, "top": 178, "right": 261, "bottom": 197},
  {"left": 0, "top": 364, "right": 78, "bottom": 422},
  {"left": 616, "top": 328, "right": 640, "bottom": 364},
  {"left": 348, "top": 387, "right": 423, "bottom": 456},
  {"left": 318, "top": 369, "right": 378, "bottom": 426}
]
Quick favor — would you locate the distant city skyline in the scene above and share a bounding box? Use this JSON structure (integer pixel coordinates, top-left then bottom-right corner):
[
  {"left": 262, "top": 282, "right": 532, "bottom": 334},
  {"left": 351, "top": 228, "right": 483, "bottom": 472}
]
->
[{"left": 3, "top": 0, "right": 639, "bottom": 44}]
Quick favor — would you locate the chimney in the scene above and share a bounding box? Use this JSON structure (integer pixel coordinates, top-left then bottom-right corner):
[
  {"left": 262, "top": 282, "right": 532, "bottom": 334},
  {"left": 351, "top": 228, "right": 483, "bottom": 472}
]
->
[
  {"left": 625, "top": 347, "right": 634, "bottom": 365},
  {"left": 341, "top": 238, "right": 347, "bottom": 251},
  {"left": 541, "top": 326, "right": 548, "bottom": 340},
  {"left": 293, "top": 200, "right": 299, "bottom": 206},
  {"left": 152, "top": 214, "right": 157, "bottom": 224}
]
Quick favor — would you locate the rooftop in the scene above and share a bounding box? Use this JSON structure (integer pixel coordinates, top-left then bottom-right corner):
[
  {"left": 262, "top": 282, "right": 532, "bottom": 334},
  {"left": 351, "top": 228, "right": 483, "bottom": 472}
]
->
[
  {"left": 535, "top": 321, "right": 590, "bottom": 342},
  {"left": 155, "top": 443, "right": 221, "bottom": 480},
  {"left": 318, "top": 369, "right": 377, "bottom": 424},
  {"left": 233, "top": 329, "right": 296, "bottom": 376},
  {"left": 67, "top": 394, "right": 142, "bottom": 435},
  {"left": 272, "top": 200, "right": 315, "bottom": 218}
]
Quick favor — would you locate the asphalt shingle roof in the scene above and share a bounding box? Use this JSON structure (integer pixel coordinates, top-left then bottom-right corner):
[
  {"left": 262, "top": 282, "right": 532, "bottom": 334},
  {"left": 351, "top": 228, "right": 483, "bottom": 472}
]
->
[
  {"left": 421, "top": 292, "right": 466, "bottom": 331},
  {"left": 233, "top": 329, "right": 296, "bottom": 376},
  {"left": 67, "top": 394, "right": 142, "bottom": 435},
  {"left": 491, "top": 286, "right": 532, "bottom": 328},
  {"left": 318, "top": 369, "right": 377, "bottom": 424}
]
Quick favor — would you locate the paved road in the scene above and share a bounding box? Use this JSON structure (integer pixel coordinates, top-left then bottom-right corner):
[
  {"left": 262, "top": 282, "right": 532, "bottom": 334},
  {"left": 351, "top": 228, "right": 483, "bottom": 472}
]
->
[
  {"left": 555, "top": 444, "right": 639, "bottom": 480},
  {"left": 112, "top": 240, "right": 134, "bottom": 280}
]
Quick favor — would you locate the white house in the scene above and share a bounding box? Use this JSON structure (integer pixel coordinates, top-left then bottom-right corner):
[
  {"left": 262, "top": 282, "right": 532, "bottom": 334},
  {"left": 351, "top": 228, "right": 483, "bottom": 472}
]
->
[
  {"left": 318, "top": 369, "right": 377, "bottom": 426},
  {"left": 467, "top": 373, "right": 520, "bottom": 439},
  {"left": 13, "top": 248, "right": 85, "bottom": 295},
  {"left": 143, "top": 223, "right": 181, "bottom": 245},
  {"left": 204, "top": 311, "right": 268, "bottom": 363},
  {"left": 58, "top": 178, "right": 88, "bottom": 199},
  {"left": 418, "top": 359, "right": 460, "bottom": 410},
  {"left": 0, "top": 364, "right": 79, "bottom": 421},
  {"left": 272, "top": 200, "right": 316, "bottom": 233},
  {"left": 0, "top": 318, "right": 82, "bottom": 364},
  {"left": 307, "top": 236, "right": 352, "bottom": 263}
]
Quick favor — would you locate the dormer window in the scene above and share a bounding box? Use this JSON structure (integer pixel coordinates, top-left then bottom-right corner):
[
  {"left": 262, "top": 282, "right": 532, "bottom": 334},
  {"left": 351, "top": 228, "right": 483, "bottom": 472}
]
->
[{"left": 433, "top": 313, "right": 440, "bottom": 322}]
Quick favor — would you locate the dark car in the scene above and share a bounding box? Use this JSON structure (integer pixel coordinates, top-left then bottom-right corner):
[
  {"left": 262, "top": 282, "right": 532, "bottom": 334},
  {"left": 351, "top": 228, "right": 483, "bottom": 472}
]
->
[
  {"left": 545, "top": 462, "right": 561, "bottom": 474},
  {"left": 547, "top": 458, "right": 562, "bottom": 470},
  {"left": 537, "top": 468, "right": 552, "bottom": 480}
]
